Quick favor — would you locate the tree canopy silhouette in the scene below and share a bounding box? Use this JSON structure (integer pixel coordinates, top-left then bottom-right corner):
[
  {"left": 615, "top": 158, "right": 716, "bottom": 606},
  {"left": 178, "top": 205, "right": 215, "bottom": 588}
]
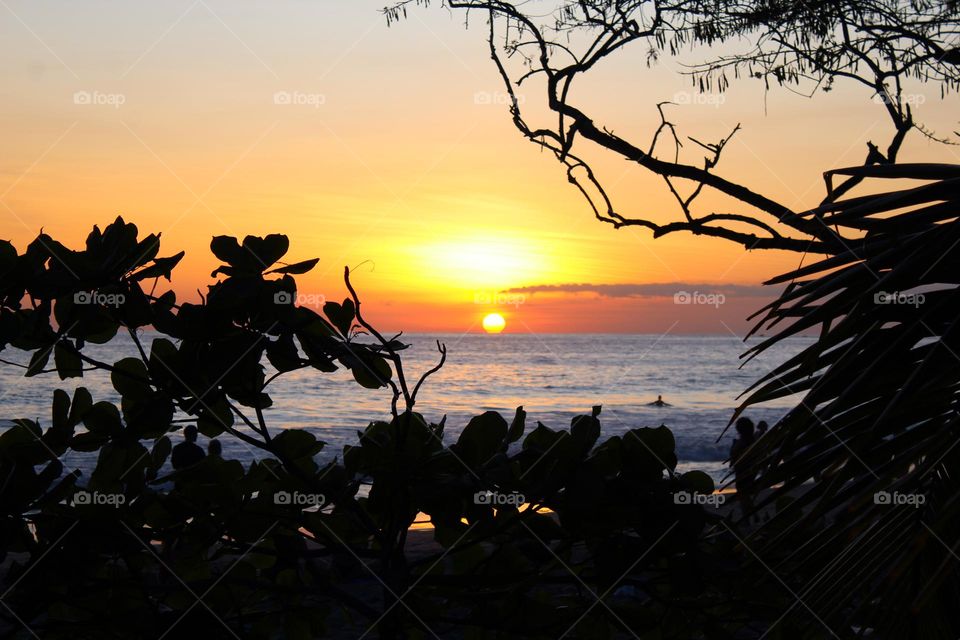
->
[{"left": 385, "top": 0, "right": 960, "bottom": 253}]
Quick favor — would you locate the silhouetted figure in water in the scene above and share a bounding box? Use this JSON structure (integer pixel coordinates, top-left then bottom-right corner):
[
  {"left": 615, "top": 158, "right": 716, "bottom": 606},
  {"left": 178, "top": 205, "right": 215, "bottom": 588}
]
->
[
  {"left": 648, "top": 394, "right": 671, "bottom": 407},
  {"left": 729, "top": 417, "right": 757, "bottom": 517},
  {"left": 756, "top": 420, "right": 768, "bottom": 437},
  {"left": 208, "top": 438, "right": 222, "bottom": 459},
  {"left": 171, "top": 425, "right": 205, "bottom": 470}
]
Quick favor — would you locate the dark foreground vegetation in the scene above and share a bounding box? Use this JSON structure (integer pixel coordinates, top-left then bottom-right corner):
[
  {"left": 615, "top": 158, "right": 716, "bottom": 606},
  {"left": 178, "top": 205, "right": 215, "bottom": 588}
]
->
[
  {"left": 2, "top": 169, "right": 960, "bottom": 640},
  {"left": 1, "top": 218, "right": 721, "bottom": 639},
  {"left": 1, "top": 1, "right": 958, "bottom": 635}
]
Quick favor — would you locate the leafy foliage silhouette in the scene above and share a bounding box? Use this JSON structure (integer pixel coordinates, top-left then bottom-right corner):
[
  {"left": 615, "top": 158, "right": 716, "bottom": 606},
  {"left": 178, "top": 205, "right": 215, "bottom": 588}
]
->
[
  {"left": 731, "top": 164, "right": 960, "bottom": 639},
  {"left": 1, "top": 218, "right": 727, "bottom": 639},
  {"left": 385, "top": 0, "right": 960, "bottom": 253},
  {"left": 384, "top": 2, "right": 960, "bottom": 635}
]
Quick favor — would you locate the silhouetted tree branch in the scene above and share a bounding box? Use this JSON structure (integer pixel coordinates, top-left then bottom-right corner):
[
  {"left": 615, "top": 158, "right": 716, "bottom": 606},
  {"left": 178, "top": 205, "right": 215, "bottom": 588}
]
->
[{"left": 385, "top": 0, "right": 960, "bottom": 254}]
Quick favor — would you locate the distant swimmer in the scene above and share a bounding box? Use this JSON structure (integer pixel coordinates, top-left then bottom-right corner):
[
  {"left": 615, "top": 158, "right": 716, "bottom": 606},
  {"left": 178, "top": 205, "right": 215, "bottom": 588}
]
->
[{"left": 648, "top": 394, "right": 671, "bottom": 407}]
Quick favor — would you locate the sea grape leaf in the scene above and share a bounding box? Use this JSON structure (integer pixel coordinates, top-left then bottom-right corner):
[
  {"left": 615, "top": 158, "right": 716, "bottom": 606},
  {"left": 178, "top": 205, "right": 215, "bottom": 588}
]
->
[
  {"left": 507, "top": 406, "right": 526, "bottom": 444},
  {"left": 456, "top": 411, "right": 508, "bottom": 467},
  {"left": 54, "top": 343, "right": 83, "bottom": 379},
  {"left": 111, "top": 357, "right": 152, "bottom": 400},
  {"left": 267, "top": 258, "right": 319, "bottom": 275}
]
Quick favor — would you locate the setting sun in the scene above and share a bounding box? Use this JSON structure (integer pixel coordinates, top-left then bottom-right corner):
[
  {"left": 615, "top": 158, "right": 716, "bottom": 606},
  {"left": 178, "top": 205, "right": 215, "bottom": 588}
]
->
[{"left": 482, "top": 313, "right": 506, "bottom": 334}]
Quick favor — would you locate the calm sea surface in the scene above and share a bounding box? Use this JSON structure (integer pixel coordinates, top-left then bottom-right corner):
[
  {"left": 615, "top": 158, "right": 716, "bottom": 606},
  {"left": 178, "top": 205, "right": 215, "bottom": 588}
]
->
[{"left": 0, "top": 332, "right": 814, "bottom": 483}]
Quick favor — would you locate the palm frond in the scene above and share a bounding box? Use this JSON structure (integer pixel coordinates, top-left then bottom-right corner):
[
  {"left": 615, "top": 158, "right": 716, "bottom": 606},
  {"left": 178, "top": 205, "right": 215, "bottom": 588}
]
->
[{"left": 737, "top": 163, "right": 960, "bottom": 638}]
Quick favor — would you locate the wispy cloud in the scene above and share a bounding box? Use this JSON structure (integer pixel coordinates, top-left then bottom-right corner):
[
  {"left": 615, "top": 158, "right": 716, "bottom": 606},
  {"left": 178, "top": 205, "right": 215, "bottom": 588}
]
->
[{"left": 502, "top": 282, "right": 772, "bottom": 298}]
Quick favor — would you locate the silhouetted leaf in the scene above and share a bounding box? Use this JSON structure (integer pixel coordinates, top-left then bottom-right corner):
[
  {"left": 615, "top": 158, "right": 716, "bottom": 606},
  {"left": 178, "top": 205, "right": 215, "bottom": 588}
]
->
[
  {"left": 111, "top": 357, "right": 151, "bottom": 400},
  {"left": 267, "top": 258, "right": 319, "bottom": 275},
  {"left": 242, "top": 234, "right": 289, "bottom": 270},
  {"left": 266, "top": 334, "right": 301, "bottom": 373},
  {"left": 53, "top": 343, "right": 83, "bottom": 379},
  {"left": 0, "top": 239, "right": 16, "bottom": 273},
  {"left": 273, "top": 429, "right": 324, "bottom": 461},
  {"left": 456, "top": 411, "right": 508, "bottom": 467},
  {"left": 151, "top": 436, "right": 172, "bottom": 470},
  {"left": 198, "top": 395, "right": 233, "bottom": 438},
  {"left": 82, "top": 401, "right": 122, "bottom": 435},
  {"left": 350, "top": 352, "right": 391, "bottom": 389},
  {"left": 680, "top": 470, "right": 715, "bottom": 495},
  {"left": 323, "top": 299, "right": 355, "bottom": 336},
  {"left": 25, "top": 345, "right": 52, "bottom": 377},
  {"left": 210, "top": 236, "right": 244, "bottom": 266},
  {"left": 131, "top": 251, "right": 185, "bottom": 282},
  {"left": 571, "top": 413, "right": 601, "bottom": 452},
  {"left": 68, "top": 387, "right": 92, "bottom": 426},
  {"left": 507, "top": 406, "right": 526, "bottom": 444}
]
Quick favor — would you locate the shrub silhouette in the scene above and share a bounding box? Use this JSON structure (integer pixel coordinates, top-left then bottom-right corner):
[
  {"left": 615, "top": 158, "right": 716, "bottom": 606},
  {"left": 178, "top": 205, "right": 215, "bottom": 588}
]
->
[{"left": 0, "top": 218, "right": 726, "bottom": 639}]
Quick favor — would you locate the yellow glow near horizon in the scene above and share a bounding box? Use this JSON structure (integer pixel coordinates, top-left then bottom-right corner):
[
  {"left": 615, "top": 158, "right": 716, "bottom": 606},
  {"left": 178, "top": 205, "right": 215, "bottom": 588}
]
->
[
  {"left": 3, "top": 2, "right": 958, "bottom": 333},
  {"left": 482, "top": 313, "right": 506, "bottom": 333},
  {"left": 411, "top": 237, "right": 549, "bottom": 290}
]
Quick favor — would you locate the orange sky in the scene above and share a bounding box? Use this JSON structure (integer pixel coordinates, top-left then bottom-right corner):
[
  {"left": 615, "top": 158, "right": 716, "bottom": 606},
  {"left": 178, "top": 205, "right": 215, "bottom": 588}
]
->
[{"left": 2, "top": 1, "right": 957, "bottom": 334}]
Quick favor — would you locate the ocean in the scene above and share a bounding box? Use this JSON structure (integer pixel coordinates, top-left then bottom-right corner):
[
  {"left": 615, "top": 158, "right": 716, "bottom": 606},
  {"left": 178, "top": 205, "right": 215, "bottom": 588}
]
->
[{"left": 0, "top": 332, "right": 814, "bottom": 484}]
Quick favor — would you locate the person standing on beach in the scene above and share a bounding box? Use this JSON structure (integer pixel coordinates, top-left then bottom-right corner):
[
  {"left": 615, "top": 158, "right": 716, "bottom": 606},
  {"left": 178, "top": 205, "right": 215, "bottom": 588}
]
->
[
  {"left": 729, "top": 417, "right": 757, "bottom": 517},
  {"left": 171, "top": 425, "right": 205, "bottom": 469}
]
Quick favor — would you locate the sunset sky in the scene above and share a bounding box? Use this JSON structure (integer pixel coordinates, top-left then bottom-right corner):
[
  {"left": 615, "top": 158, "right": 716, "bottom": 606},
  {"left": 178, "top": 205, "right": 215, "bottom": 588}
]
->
[{"left": 2, "top": 0, "right": 957, "bottom": 334}]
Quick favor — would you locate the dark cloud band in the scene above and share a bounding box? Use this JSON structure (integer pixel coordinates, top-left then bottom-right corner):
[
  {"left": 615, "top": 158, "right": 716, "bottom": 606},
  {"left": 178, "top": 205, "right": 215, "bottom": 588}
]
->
[{"left": 502, "top": 283, "right": 772, "bottom": 298}]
